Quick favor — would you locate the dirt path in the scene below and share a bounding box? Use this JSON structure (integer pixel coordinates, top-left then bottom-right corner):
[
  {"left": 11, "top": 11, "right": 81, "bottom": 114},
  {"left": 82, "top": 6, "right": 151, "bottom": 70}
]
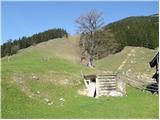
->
[{"left": 117, "top": 48, "right": 135, "bottom": 72}]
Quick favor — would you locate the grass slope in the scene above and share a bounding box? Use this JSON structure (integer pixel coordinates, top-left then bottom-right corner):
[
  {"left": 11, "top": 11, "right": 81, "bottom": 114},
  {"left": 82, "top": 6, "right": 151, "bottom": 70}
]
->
[
  {"left": 96, "top": 46, "right": 156, "bottom": 74},
  {"left": 1, "top": 36, "right": 159, "bottom": 118}
]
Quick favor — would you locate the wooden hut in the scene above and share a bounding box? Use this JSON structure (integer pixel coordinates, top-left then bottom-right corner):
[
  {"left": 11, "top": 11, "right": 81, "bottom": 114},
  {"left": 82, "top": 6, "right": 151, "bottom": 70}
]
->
[
  {"left": 148, "top": 52, "right": 159, "bottom": 94},
  {"left": 149, "top": 52, "right": 159, "bottom": 83},
  {"left": 83, "top": 74, "right": 125, "bottom": 97}
]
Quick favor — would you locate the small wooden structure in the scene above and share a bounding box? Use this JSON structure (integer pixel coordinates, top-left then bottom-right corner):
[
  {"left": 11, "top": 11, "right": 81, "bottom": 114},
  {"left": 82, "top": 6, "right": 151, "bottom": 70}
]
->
[
  {"left": 96, "top": 75, "right": 117, "bottom": 96},
  {"left": 149, "top": 52, "right": 159, "bottom": 83},
  {"left": 148, "top": 52, "right": 159, "bottom": 94},
  {"left": 83, "top": 74, "right": 125, "bottom": 97}
]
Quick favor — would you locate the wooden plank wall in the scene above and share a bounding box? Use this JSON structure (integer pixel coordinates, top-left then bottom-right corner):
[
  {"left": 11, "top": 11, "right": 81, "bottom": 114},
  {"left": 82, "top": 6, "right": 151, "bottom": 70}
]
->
[{"left": 96, "top": 75, "right": 117, "bottom": 96}]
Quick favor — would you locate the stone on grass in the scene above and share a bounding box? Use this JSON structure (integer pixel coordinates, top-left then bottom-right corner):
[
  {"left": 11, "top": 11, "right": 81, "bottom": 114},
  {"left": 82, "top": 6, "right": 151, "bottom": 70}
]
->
[
  {"left": 32, "top": 75, "right": 39, "bottom": 80},
  {"left": 32, "top": 74, "right": 39, "bottom": 80},
  {"left": 59, "top": 98, "right": 65, "bottom": 102},
  {"left": 44, "top": 98, "right": 50, "bottom": 102},
  {"left": 44, "top": 98, "right": 54, "bottom": 105},
  {"left": 29, "top": 95, "right": 33, "bottom": 98},
  {"left": 48, "top": 101, "right": 53, "bottom": 105},
  {"left": 108, "top": 91, "right": 123, "bottom": 96}
]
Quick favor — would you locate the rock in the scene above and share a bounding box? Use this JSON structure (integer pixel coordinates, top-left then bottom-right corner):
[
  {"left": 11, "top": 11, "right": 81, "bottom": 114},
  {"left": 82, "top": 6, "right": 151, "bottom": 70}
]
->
[
  {"left": 37, "top": 91, "right": 40, "bottom": 94},
  {"left": 109, "top": 91, "right": 123, "bottom": 96},
  {"left": 32, "top": 75, "right": 39, "bottom": 80},
  {"left": 44, "top": 98, "right": 50, "bottom": 102},
  {"left": 29, "top": 95, "right": 33, "bottom": 98},
  {"left": 44, "top": 98, "right": 54, "bottom": 105},
  {"left": 59, "top": 98, "right": 65, "bottom": 102},
  {"left": 32, "top": 74, "right": 39, "bottom": 80},
  {"left": 48, "top": 101, "right": 53, "bottom": 105},
  {"left": 137, "top": 75, "right": 140, "bottom": 79}
]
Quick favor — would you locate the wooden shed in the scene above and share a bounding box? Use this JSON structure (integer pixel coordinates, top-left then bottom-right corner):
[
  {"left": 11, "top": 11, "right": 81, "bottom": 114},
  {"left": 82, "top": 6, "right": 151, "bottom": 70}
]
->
[
  {"left": 83, "top": 74, "right": 125, "bottom": 97},
  {"left": 149, "top": 52, "right": 159, "bottom": 83},
  {"left": 148, "top": 52, "right": 159, "bottom": 94}
]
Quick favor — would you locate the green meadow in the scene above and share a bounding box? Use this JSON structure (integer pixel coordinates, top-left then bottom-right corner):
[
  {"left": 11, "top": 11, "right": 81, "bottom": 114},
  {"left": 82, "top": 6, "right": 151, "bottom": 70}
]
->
[{"left": 1, "top": 37, "right": 159, "bottom": 118}]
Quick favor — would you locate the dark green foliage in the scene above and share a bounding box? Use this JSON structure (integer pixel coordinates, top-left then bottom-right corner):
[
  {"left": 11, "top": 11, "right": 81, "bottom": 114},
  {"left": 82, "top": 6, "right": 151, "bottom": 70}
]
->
[
  {"left": 1, "top": 28, "right": 68, "bottom": 57},
  {"left": 104, "top": 15, "right": 159, "bottom": 50},
  {"left": 94, "top": 29, "right": 120, "bottom": 59},
  {"left": 1, "top": 40, "right": 12, "bottom": 56}
]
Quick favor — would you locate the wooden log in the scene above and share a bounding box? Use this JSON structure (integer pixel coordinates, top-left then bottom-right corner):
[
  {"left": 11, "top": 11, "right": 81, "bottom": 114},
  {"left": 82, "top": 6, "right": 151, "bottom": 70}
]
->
[
  {"left": 99, "top": 85, "right": 116, "bottom": 88},
  {"left": 98, "top": 84, "right": 116, "bottom": 86},
  {"left": 97, "top": 75, "right": 116, "bottom": 77},
  {"left": 98, "top": 79, "right": 116, "bottom": 82},
  {"left": 97, "top": 75, "right": 116, "bottom": 76},
  {"left": 99, "top": 87, "right": 116, "bottom": 90},
  {"left": 98, "top": 79, "right": 116, "bottom": 81},
  {"left": 97, "top": 77, "right": 116, "bottom": 79},
  {"left": 145, "top": 88, "right": 158, "bottom": 92},
  {"left": 98, "top": 80, "right": 116, "bottom": 83}
]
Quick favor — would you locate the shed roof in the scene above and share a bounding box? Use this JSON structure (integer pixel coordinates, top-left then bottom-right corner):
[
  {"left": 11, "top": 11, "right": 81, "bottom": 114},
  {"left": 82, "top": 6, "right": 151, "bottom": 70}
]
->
[
  {"left": 149, "top": 52, "right": 159, "bottom": 68},
  {"left": 152, "top": 73, "right": 158, "bottom": 79},
  {"left": 84, "top": 75, "right": 96, "bottom": 80}
]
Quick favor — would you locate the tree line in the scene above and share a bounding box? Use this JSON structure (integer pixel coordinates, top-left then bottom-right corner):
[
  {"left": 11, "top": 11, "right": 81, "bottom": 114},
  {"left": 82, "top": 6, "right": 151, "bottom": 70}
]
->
[
  {"left": 1, "top": 28, "right": 68, "bottom": 57},
  {"left": 105, "top": 15, "right": 159, "bottom": 50}
]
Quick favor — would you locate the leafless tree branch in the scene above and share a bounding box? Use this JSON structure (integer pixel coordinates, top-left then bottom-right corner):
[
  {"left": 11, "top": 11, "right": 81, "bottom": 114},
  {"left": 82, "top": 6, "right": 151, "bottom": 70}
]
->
[{"left": 75, "top": 9, "right": 104, "bottom": 68}]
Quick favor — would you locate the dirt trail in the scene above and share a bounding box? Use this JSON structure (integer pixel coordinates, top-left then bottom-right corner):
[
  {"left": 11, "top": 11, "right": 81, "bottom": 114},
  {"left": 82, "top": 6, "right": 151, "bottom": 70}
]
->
[{"left": 117, "top": 48, "right": 135, "bottom": 72}]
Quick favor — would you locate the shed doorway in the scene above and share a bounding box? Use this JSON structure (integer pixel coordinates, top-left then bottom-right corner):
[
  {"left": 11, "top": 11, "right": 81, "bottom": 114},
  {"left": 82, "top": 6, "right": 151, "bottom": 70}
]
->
[{"left": 84, "top": 75, "right": 97, "bottom": 97}]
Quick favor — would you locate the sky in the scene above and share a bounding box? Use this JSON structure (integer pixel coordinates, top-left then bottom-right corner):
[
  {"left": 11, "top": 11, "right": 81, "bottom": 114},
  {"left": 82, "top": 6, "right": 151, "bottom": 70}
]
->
[{"left": 1, "top": 1, "right": 159, "bottom": 44}]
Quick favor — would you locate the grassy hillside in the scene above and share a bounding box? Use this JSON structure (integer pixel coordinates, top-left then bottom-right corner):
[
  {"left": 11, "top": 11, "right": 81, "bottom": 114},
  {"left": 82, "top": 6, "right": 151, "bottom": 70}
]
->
[
  {"left": 96, "top": 46, "right": 156, "bottom": 74},
  {"left": 1, "top": 36, "right": 158, "bottom": 118},
  {"left": 35, "top": 36, "right": 81, "bottom": 63}
]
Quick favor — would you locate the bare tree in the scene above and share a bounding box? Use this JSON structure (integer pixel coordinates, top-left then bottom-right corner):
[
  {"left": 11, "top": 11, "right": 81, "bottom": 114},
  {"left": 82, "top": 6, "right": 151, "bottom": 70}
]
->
[
  {"left": 75, "top": 9, "right": 104, "bottom": 68},
  {"left": 11, "top": 45, "right": 19, "bottom": 55}
]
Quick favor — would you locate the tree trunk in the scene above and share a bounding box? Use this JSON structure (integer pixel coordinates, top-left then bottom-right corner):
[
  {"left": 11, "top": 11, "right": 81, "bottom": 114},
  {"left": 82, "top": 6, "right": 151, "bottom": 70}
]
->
[{"left": 87, "top": 54, "right": 94, "bottom": 68}]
